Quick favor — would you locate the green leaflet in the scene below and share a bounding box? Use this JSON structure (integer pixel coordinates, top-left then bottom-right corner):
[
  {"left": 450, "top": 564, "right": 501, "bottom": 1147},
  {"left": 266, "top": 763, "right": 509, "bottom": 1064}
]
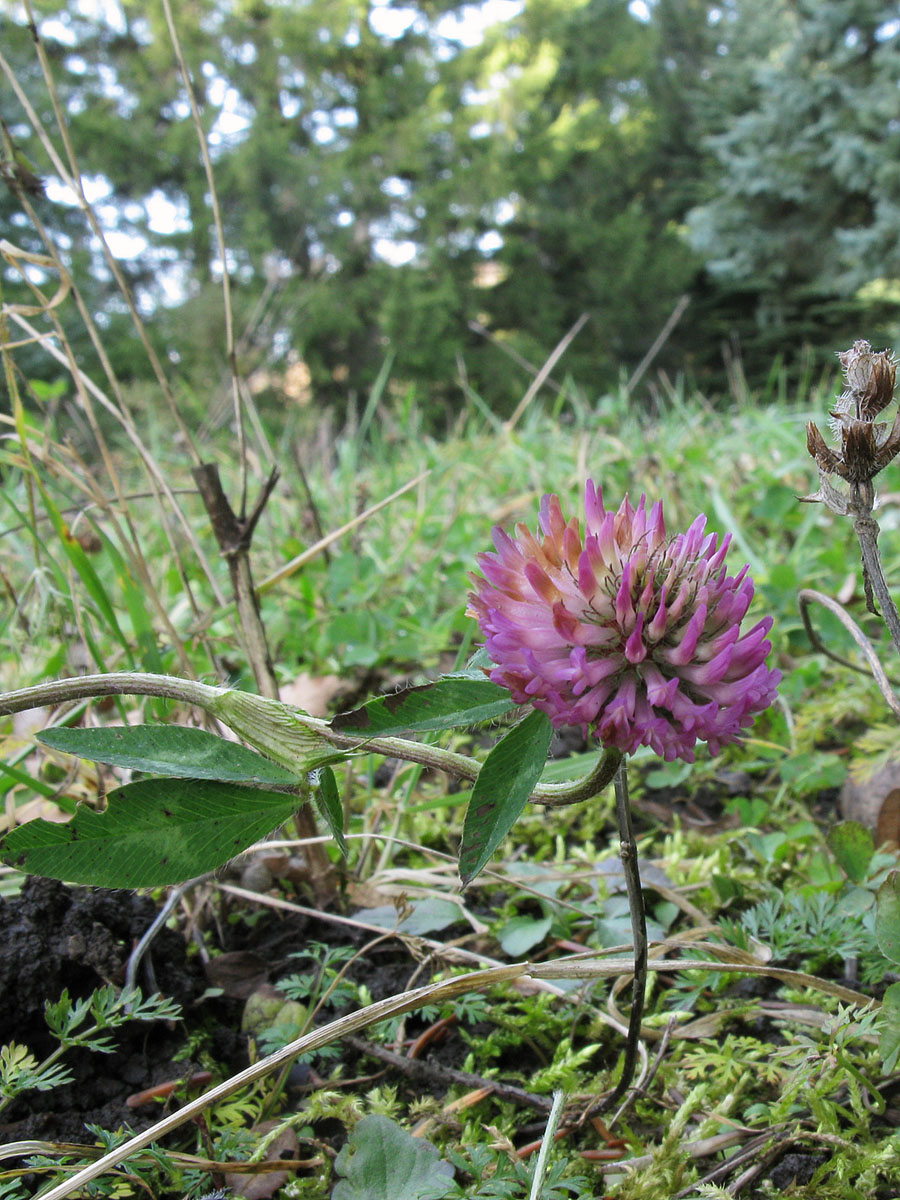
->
[
  {"left": 0, "top": 779, "right": 299, "bottom": 887},
  {"left": 458, "top": 709, "right": 553, "bottom": 887},
  {"left": 38, "top": 724, "right": 299, "bottom": 785},
  {"left": 332, "top": 675, "right": 516, "bottom": 736}
]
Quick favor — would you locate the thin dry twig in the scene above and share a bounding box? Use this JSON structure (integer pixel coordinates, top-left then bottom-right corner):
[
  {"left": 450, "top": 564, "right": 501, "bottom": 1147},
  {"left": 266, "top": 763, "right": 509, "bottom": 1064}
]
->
[
  {"left": 160, "top": 0, "right": 249, "bottom": 511},
  {"left": 468, "top": 320, "right": 565, "bottom": 396},
  {"left": 626, "top": 293, "right": 691, "bottom": 394},
  {"left": 503, "top": 313, "right": 590, "bottom": 433},
  {"left": 799, "top": 587, "right": 900, "bottom": 719},
  {"left": 192, "top": 463, "right": 282, "bottom": 694},
  {"left": 345, "top": 1035, "right": 554, "bottom": 1113},
  {"left": 257, "top": 470, "right": 431, "bottom": 594},
  {"left": 15, "top": 1, "right": 201, "bottom": 461},
  {"left": 609, "top": 1013, "right": 678, "bottom": 1127}
]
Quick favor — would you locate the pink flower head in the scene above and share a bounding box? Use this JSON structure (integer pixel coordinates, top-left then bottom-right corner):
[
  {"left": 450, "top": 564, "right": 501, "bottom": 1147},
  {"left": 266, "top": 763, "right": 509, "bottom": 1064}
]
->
[{"left": 468, "top": 484, "right": 780, "bottom": 762}]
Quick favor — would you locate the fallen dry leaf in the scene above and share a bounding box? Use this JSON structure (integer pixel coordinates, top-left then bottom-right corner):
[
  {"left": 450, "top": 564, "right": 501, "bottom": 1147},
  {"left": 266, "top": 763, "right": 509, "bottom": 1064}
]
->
[
  {"left": 841, "top": 761, "right": 900, "bottom": 830},
  {"left": 876, "top": 788, "right": 900, "bottom": 849},
  {"left": 225, "top": 1122, "right": 301, "bottom": 1199},
  {"left": 280, "top": 673, "right": 343, "bottom": 717},
  {"left": 204, "top": 951, "right": 269, "bottom": 999}
]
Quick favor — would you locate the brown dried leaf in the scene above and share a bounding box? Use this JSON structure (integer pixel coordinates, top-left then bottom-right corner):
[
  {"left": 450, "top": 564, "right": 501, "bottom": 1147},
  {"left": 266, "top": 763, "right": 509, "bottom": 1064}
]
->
[
  {"left": 841, "top": 762, "right": 900, "bottom": 829},
  {"left": 204, "top": 951, "right": 269, "bottom": 998},
  {"left": 280, "top": 672, "right": 344, "bottom": 717},
  {"left": 806, "top": 421, "right": 843, "bottom": 475},
  {"left": 876, "top": 788, "right": 900, "bottom": 850},
  {"left": 225, "top": 1123, "right": 301, "bottom": 1199}
]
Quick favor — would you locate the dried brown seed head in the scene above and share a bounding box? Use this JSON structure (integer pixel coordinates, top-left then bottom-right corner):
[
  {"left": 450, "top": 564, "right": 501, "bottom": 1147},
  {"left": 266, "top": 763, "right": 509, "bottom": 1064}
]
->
[
  {"left": 841, "top": 421, "right": 879, "bottom": 483},
  {"left": 839, "top": 340, "right": 897, "bottom": 419},
  {"left": 807, "top": 421, "right": 844, "bottom": 477},
  {"left": 874, "top": 409, "right": 900, "bottom": 474}
]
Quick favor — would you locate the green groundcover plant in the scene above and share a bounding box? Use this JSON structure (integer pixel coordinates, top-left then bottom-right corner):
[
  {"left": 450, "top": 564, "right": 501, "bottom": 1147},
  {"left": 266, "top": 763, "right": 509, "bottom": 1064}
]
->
[{"left": 5, "top": 335, "right": 900, "bottom": 1198}]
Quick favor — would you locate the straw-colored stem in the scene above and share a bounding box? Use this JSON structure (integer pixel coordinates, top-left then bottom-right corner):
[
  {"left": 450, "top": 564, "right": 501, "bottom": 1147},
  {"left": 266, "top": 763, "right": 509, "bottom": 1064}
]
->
[{"left": 160, "top": 0, "right": 248, "bottom": 511}]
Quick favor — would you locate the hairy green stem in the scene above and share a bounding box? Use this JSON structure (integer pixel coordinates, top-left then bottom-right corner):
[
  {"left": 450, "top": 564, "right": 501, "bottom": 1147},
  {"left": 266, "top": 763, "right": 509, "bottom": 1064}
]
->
[
  {"left": 531, "top": 747, "right": 622, "bottom": 806},
  {"left": 0, "top": 673, "right": 619, "bottom": 808},
  {"left": 0, "top": 672, "right": 222, "bottom": 714}
]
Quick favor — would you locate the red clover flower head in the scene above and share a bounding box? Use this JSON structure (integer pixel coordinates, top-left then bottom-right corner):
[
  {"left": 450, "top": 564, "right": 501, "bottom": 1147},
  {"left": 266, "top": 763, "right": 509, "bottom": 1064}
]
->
[{"left": 468, "top": 484, "right": 780, "bottom": 762}]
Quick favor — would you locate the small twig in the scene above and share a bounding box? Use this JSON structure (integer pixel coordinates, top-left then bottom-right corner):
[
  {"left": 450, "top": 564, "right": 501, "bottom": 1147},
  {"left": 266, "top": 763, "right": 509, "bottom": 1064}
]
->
[
  {"left": 345, "top": 1035, "right": 554, "bottom": 1113},
  {"left": 256, "top": 470, "right": 430, "bottom": 595},
  {"left": 626, "top": 294, "right": 690, "bottom": 394},
  {"left": 798, "top": 588, "right": 900, "bottom": 720},
  {"left": 293, "top": 446, "right": 332, "bottom": 563},
  {"left": 124, "top": 875, "right": 210, "bottom": 997},
  {"left": 503, "top": 313, "right": 590, "bottom": 433},
  {"left": 597, "top": 759, "right": 646, "bottom": 1113},
  {"left": 192, "top": 463, "right": 281, "bottom": 696},
  {"left": 609, "top": 1013, "right": 678, "bottom": 1127},
  {"left": 183, "top": 470, "right": 431, "bottom": 637},
  {"left": 467, "top": 320, "right": 564, "bottom": 396},
  {"left": 798, "top": 587, "right": 900, "bottom": 685},
  {"left": 670, "top": 1132, "right": 776, "bottom": 1197}
]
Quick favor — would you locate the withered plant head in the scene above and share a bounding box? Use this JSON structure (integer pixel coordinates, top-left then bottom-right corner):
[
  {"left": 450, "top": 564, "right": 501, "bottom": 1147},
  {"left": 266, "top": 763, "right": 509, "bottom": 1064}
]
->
[
  {"left": 804, "top": 340, "right": 900, "bottom": 513},
  {"left": 838, "top": 340, "right": 897, "bottom": 420}
]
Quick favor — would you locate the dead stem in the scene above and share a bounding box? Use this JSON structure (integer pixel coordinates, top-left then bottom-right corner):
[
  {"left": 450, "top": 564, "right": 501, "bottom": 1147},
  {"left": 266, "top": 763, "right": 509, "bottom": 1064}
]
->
[
  {"left": 798, "top": 588, "right": 900, "bottom": 720},
  {"left": 344, "top": 1035, "right": 554, "bottom": 1113}
]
